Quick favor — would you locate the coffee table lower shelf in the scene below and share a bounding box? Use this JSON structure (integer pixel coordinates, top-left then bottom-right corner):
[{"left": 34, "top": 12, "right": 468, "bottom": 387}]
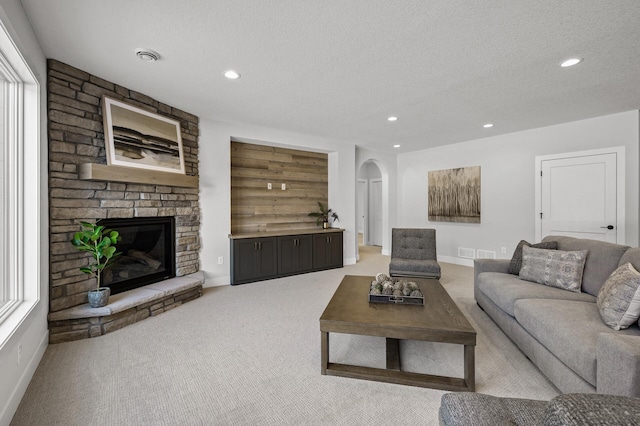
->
[{"left": 321, "top": 335, "right": 475, "bottom": 392}]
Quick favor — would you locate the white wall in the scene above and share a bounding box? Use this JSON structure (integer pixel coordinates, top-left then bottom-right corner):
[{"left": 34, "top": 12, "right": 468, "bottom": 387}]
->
[
  {"left": 397, "top": 111, "right": 640, "bottom": 266},
  {"left": 199, "top": 119, "right": 357, "bottom": 285},
  {"left": 0, "top": 1, "right": 49, "bottom": 425},
  {"left": 356, "top": 147, "right": 398, "bottom": 255}
]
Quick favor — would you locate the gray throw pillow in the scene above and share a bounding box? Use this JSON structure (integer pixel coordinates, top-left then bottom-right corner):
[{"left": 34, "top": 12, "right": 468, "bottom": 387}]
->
[
  {"left": 508, "top": 240, "right": 558, "bottom": 275},
  {"left": 519, "top": 246, "right": 588, "bottom": 293},
  {"left": 597, "top": 262, "right": 640, "bottom": 330}
]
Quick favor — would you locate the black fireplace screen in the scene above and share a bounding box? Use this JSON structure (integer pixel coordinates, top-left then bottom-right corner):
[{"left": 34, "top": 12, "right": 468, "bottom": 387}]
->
[{"left": 98, "top": 216, "right": 176, "bottom": 295}]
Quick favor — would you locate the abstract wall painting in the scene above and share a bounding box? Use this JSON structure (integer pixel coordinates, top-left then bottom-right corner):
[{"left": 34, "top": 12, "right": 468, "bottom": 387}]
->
[
  {"left": 102, "top": 96, "right": 185, "bottom": 174},
  {"left": 428, "top": 166, "right": 481, "bottom": 223}
]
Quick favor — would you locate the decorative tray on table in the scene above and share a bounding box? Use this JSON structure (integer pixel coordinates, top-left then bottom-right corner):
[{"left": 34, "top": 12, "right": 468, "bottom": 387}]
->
[{"left": 368, "top": 273, "right": 424, "bottom": 305}]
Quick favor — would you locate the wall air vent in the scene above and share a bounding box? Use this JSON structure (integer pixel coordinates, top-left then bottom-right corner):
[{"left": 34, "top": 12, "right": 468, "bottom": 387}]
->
[
  {"left": 458, "top": 247, "right": 475, "bottom": 259},
  {"left": 477, "top": 250, "right": 497, "bottom": 259}
]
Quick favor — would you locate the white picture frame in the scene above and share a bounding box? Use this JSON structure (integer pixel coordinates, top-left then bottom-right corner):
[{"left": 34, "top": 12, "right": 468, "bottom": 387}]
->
[{"left": 102, "top": 96, "right": 185, "bottom": 174}]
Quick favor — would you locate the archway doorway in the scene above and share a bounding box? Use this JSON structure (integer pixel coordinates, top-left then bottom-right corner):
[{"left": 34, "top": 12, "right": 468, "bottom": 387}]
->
[{"left": 357, "top": 161, "right": 383, "bottom": 254}]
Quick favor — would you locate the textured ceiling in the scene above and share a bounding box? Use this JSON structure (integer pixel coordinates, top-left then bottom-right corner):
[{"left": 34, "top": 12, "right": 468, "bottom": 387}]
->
[{"left": 20, "top": 0, "right": 640, "bottom": 153}]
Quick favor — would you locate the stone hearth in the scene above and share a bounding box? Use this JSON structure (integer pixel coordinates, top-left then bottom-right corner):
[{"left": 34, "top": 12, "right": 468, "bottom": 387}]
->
[{"left": 48, "top": 273, "right": 204, "bottom": 344}]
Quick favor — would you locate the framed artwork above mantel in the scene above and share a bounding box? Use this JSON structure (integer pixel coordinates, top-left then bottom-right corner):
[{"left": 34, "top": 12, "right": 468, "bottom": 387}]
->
[{"left": 102, "top": 96, "right": 186, "bottom": 174}]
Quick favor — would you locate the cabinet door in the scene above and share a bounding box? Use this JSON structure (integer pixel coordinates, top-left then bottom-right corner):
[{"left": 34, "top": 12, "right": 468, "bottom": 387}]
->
[
  {"left": 296, "top": 235, "right": 313, "bottom": 272},
  {"left": 313, "top": 234, "right": 329, "bottom": 269},
  {"left": 328, "top": 232, "right": 343, "bottom": 267},
  {"left": 278, "top": 235, "right": 313, "bottom": 275},
  {"left": 313, "top": 233, "right": 343, "bottom": 269},
  {"left": 278, "top": 236, "right": 297, "bottom": 275},
  {"left": 256, "top": 238, "right": 278, "bottom": 279},
  {"left": 233, "top": 239, "right": 258, "bottom": 283},
  {"left": 232, "top": 237, "right": 277, "bottom": 284}
]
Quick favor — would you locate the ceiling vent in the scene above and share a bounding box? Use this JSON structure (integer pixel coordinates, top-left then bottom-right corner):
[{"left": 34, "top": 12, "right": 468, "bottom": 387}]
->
[{"left": 135, "top": 48, "right": 160, "bottom": 62}]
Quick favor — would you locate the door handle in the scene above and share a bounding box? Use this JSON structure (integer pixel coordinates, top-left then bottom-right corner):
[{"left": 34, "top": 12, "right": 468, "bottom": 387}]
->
[{"left": 600, "top": 225, "right": 614, "bottom": 230}]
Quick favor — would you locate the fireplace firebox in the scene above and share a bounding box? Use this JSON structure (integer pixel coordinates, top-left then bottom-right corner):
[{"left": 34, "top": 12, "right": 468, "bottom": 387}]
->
[{"left": 98, "top": 216, "right": 176, "bottom": 295}]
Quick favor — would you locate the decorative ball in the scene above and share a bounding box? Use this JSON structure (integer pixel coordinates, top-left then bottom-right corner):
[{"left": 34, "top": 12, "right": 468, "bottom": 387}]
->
[
  {"left": 393, "top": 289, "right": 403, "bottom": 296},
  {"left": 402, "top": 287, "right": 412, "bottom": 296},
  {"left": 376, "top": 273, "right": 390, "bottom": 283},
  {"left": 410, "top": 289, "right": 423, "bottom": 298},
  {"left": 382, "top": 286, "right": 394, "bottom": 295},
  {"left": 370, "top": 288, "right": 382, "bottom": 295}
]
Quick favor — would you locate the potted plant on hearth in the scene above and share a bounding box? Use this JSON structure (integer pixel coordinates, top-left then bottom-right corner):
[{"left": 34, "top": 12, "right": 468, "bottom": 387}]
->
[
  {"left": 308, "top": 202, "right": 340, "bottom": 229},
  {"left": 71, "top": 221, "right": 121, "bottom": 308}
]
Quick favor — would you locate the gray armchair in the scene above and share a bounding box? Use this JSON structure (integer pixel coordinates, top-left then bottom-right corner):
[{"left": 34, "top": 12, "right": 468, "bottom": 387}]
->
[{"left": 389, "top": 228, "right": 441, "bottom": 279}]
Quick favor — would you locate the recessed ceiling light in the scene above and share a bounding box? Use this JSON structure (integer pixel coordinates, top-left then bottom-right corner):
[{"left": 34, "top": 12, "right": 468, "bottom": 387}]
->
[
  {"left": 135, "top": 48, "right": 160, "bottom": 62},
  {"left": 224, "top": 70, "right": 241, "bottom": 79},
  {"left": 560, "top": 58, "right": 582, "bottom": 68},
  {"left": 483, "top": 123, "right": 493, "bottom": 128},
  {"left": 388, "top": 116, "right": 398, "bottom": 122},
  {"left": 393, "top": 144, "right": 400, "bottom": 148}
]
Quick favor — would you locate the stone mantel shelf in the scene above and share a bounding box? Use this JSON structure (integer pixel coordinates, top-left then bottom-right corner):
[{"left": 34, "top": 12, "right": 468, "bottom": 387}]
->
[{"left": 79, "top": 163, "right": 199, "bottom": 188}]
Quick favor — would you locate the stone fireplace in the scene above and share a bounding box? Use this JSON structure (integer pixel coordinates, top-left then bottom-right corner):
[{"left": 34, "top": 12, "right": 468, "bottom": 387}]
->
[
  {"left": 47, "top": 59, "right": 203, "bottom": 343},
  {"left": 99, "top": 216, "right": 176, "bottom": 294}
]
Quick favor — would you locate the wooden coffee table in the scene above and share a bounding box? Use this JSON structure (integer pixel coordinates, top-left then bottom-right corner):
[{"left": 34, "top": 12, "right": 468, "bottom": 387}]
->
[{"left": 320, "top": 275, "right": 476, "bottom": 391}]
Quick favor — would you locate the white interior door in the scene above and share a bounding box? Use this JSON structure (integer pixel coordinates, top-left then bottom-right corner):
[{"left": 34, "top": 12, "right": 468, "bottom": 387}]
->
[
  {"left": 539, "top": 152, "right": 619, "bottom": 243},
  {"left": 357, "top": 179, "right": 367, "bottom": 241},
  {"left": 369, "top": 179, "right": 383, "bottom": 246}
]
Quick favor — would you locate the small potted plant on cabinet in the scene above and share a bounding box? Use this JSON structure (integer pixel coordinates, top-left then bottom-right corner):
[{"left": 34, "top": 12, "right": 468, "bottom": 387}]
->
[
  {"left": 71, "top": 221, "right": 121, "bottom": 308},
  {"left": 308, "top": 202, "right": 340, "bottom": 229}
]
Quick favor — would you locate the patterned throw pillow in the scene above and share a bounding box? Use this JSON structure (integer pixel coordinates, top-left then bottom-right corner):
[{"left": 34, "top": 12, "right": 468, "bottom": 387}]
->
[
  {"left": 508, "top": 240, "right": 558, "bottom": 275},
  {"left": 597, "top": 263, "right": 640, "bottom": 330},
  {"left": 519, "top": 246, "right": 588, "bottom": 293}
]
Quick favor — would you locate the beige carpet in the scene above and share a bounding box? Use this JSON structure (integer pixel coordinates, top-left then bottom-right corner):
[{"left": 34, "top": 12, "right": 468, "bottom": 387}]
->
[{"left": 11, "top": 249, "right": 558, "bottom": 425}]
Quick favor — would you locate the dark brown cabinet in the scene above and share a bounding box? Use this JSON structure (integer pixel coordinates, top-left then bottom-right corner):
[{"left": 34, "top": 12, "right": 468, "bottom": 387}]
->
[
  {"left": 230, "top": 230, "right": 343, "bottom": 285},
  {"left": 278, "top": 235, "right": 313, "bottom": 275},
  {"left": 231, "top": 237, "right": 278, "bottom": 284},
  {"left": 313, "top": 232, "right": 343, "bottom": 270}
]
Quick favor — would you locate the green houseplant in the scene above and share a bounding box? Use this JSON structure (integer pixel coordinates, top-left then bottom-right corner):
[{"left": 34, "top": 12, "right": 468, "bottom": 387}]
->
[
  {"left": 308, "top": 202, "right": 339, "bottom": 229},
  {"left": 71, "top": 221, "right": 121, "bottom": 308}
]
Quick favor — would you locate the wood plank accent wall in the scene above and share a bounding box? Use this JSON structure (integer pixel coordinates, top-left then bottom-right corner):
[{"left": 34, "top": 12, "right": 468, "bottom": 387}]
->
[{"left": 231, "top": 141, "right": 328, "bottom": 234}]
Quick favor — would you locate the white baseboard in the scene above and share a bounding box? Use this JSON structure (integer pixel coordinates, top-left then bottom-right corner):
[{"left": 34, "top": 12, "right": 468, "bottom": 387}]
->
[
  {"left": 1, "top": 330, "right": 48, "bottom": 426},
  {"left": 203, "top": 276, "right": 231, "bottom": 287},
  {"left": 344, "top": 257, "right": 356, "bottom": 265},
  {"left": 438, "top": 255, "right": 474, "bottom": 268},
  {"left": 381, "top": 249, "right": 390, "bottom": 256}
]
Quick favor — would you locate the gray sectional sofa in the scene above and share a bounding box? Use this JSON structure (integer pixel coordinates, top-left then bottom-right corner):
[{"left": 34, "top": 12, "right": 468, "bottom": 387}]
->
[
  {"left": 474, "top": 235, "right": 640, "bottom": 397},
  {"left": 439, "top": 392, "right": 640, "bottom": 426}
]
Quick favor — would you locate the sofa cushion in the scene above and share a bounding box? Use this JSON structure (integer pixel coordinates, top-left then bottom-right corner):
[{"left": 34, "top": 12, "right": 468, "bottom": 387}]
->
[
  {"left": 514, "top": 299, "right": 640, "bottom": 386},
  {"left": 519, "top": 247, "right": 587, "bottom": 293},
  {"left": 597, "top": 263, "right": 640, "bottom": 330},
  {"left": 389, "top": 258, "right": 440, "bottom": 277},
  {"left": 476, "top": 272, "right": 595, "bottom": 317},
  {"left": 619, "top": 247, "right": 640, "bottom": 272},
  {"left": 439, "top": 392, "right": 547, "bottom": 426},
  {"left": 508, "top": 240, "right": 558, "bottom": 275},
  {"left": 542, "top": 236, "right": 630, "bottom": 297},
  {"left": 543, "top": 393, "right": 640, "bottom": 426}
]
